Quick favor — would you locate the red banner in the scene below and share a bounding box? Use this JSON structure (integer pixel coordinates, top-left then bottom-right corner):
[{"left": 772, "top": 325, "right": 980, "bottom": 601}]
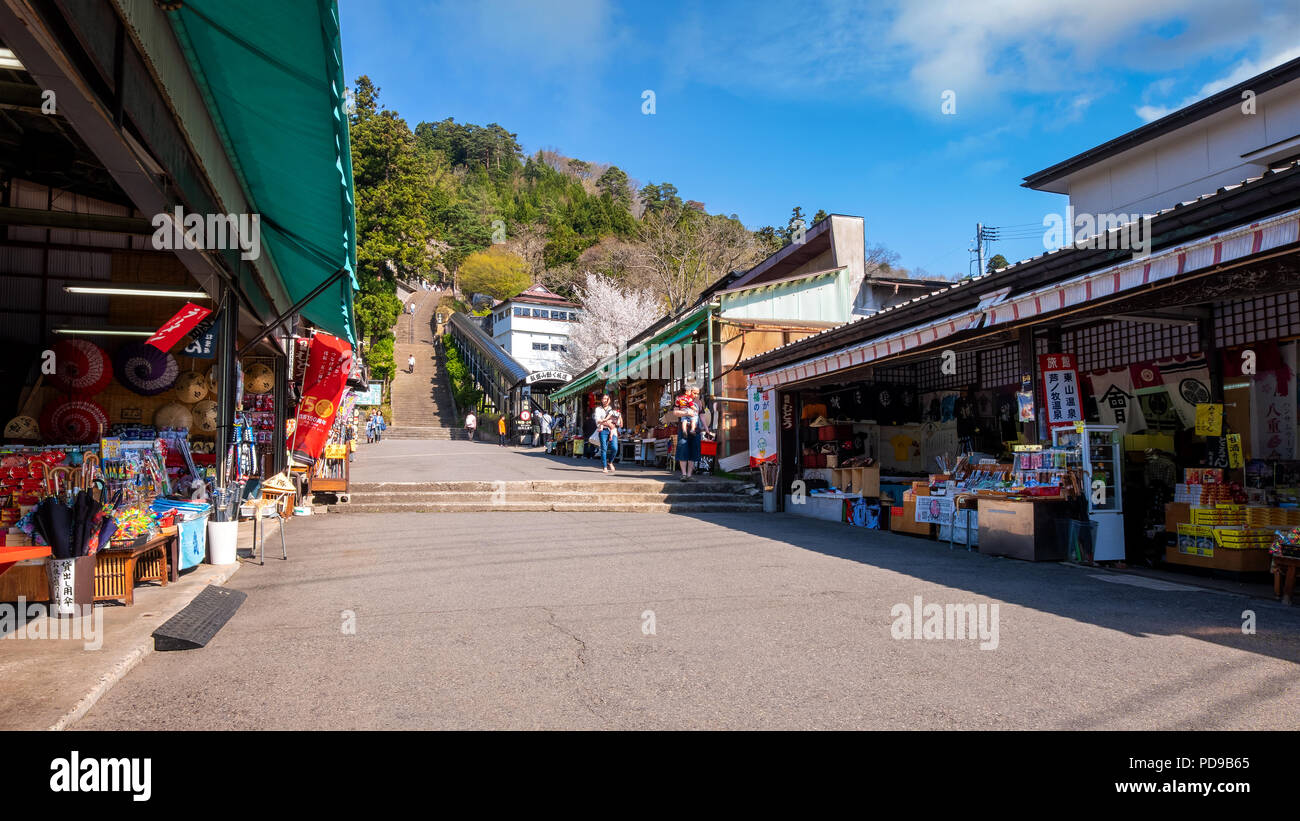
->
[
  {"left": 291, "top": 333, "right": 353, "bottom": 465},
  {"left": 146, "top": 302, "right": 212, "bottom": 351}
]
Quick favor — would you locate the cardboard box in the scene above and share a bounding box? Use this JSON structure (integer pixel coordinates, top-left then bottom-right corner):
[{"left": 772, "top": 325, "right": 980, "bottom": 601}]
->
[
  {"left": 892, "top": 497, "right": 933, "bottom": 537},
  {"left": 1164, "top": 545, "right": 1271, "bottom": 572},
  {"left": 1164, "top": 502, "right": 1190, "bottom": 532}
]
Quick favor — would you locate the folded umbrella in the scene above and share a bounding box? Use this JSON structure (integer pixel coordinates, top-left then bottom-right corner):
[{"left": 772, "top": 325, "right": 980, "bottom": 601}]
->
[
  {"left": 71, "top": 490, "right": 102, "bottom": 558},
  {"left": 95, "top": 516, "right": 117, "bottom": 554},
  {"left": 34, "top": 496, "right": 74, "bottom": 559}
]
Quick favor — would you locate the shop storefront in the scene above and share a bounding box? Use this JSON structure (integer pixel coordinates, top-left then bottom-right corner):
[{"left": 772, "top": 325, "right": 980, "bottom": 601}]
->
[
  {"left": 744, "top": 167, "right": 1300, "bottom": 576},
  {"left": 0, "top": 0, "right": 357, "bottom": 606}
]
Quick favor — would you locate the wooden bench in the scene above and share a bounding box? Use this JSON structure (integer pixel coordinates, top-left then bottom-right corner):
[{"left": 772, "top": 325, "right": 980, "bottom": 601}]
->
[{"left": 95, "top": 531, "right": 173, "bottom": 606}]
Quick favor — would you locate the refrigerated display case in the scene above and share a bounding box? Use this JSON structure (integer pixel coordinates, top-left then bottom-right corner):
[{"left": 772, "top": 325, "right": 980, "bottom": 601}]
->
[{"left": 1051, "top": 424, "right": 1124, "bottom": 561}]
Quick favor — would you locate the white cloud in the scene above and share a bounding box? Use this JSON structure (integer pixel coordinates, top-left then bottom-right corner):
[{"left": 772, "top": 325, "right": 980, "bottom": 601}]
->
[
  {"left": 658, "top": 0, "right": 1299, "bottom": 120},
  {"left": 1135, "top": 42, "right": 1300, "bottom": 122}
]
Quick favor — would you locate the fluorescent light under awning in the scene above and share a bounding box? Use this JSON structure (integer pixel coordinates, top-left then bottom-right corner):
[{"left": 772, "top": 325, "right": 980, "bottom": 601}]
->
[{"left": 63, "top": 285, "right": 210, "bottom": 299}]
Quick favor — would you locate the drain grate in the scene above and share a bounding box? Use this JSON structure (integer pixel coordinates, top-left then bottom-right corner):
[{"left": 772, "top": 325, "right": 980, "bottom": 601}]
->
[{"left": 152, "top": 585, "right": 247, "bottom": 651}]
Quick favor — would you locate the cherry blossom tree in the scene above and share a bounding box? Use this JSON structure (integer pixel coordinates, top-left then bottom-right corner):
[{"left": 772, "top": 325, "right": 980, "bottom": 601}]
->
[{"left": 561, "top": 273, "right": 662, "bottom": 373}]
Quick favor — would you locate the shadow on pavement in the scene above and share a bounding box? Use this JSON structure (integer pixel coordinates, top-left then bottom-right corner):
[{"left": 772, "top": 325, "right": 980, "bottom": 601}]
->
[{"left": 671, "top": 510, "right": 1300, "bottom": 667}]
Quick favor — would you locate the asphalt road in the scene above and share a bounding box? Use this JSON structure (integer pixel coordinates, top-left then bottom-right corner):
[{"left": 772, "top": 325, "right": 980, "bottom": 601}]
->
[{"left": 74, "top": 511, "right": 1300, "bottom": 730}]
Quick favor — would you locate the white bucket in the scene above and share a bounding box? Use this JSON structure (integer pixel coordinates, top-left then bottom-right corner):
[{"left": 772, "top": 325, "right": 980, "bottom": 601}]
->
[{"left": 207, "top": 520, "right": 240, "bottom": 565}]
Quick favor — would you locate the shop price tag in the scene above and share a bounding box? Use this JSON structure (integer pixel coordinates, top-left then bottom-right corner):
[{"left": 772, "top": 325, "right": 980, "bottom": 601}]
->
[
  {"left": 1226, "top": 433, "right": 1244, "bottom": 469},
  {"left": 1073, "top": 421, "right": 1085, "bottom": 434},
  {"left": 1194, "top": 403, "right": 1223, "bottom": 437}
]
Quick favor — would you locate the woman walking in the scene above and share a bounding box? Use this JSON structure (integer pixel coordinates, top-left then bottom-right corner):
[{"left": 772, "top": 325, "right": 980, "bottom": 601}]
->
[{"left": 592, "top": 393, "right": 621, "bottom": 473}]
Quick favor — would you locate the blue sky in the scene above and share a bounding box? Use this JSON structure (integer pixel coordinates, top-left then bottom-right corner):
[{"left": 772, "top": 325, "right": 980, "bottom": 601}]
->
[{"left": 339, "top": 0, "right": 1300, "bottom": 279}]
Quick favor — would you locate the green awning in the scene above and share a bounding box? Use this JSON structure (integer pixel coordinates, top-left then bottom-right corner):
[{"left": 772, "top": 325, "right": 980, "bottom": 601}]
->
[
  {"left": 168, "top": 0, "right": 358, "bottom": 342},
  {"left": 551, "top": 307, "right": 708, "bottom": 401}
]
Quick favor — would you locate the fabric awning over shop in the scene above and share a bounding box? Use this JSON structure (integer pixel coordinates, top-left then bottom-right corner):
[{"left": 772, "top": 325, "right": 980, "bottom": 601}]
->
[
  {"left": 552, "top": 307, "right": 708, "bottom": 401},
  {"left": 749, "top": 208, "right": 1300, "bottom": 390},
  {"left": 168, "top": 0, "right": 358, "bottom": 343}
]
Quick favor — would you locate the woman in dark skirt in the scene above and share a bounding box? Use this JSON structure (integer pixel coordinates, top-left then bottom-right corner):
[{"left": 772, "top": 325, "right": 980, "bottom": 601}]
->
[{"left": 674, "top": 390, "right": 705, "bottom": 481}]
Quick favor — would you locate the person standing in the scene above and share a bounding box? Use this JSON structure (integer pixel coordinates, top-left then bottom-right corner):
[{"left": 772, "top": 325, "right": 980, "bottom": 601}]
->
[
  {"left": 539, "top": 411, "right": 552, "bottom": 449},
  {"left": 365, "top": 414, "right": 375, "bottom": 444},
  {"left": 465, "top": 410, "right": 477, "bottom": 442},
  {"left": 497, "top": 414, "right": 508, "bottom": 447},
  {"left": 375, "top": 413, "right": 386, "bottom": 442},
  {"left": 408, "top": 354, "right": 416, "bottom": 374},
  {"left": 593, "top": 393, "right": 621, "bottom": 473},
  {"left": 343, "top": 417, "right": 356, "bottom": 462},
  {"left": 674, "top": 389, "right": 707, "bottom": 482}
]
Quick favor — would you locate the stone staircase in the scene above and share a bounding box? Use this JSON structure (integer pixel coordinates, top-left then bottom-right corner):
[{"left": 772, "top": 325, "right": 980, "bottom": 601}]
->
[
  {"left": 390, "top": 290, "right": 467, "bottom": 440},
  {"left": 326, "top": 479, "right": 763, "bottom": 514}
]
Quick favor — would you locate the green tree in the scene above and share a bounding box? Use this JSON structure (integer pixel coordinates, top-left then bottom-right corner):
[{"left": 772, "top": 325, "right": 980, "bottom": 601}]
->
[
  {"left": 349, "top": 75, "right": 435, "bottom": 377},
  {"left": 813, "top": 209, "right": 829, "bottom": 224},
  {"left": 779, "top": 206, "right": 807, "bottom": 245},
  {"left": 597, "top": 165, "right": 630, "bottom": 206},
  {"left": 986, "top": 253, "right": 1009, "bottom": 273},
  {"left": 459, "top": 247, "right": 531, "bottom": 300}
]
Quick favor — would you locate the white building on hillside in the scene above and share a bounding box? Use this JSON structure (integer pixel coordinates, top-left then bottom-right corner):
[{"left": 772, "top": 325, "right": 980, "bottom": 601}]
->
[{"left": 488, "top": 283, "right": 581, "bottom": 373}]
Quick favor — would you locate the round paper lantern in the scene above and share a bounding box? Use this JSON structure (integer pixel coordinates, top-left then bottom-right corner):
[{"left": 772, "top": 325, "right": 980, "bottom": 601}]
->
[
  {"left": 3, "top": 415, "right": 40, "bottom": 441},
  {"left": 48, "top": 339, "right": 113, "bottom": 395},
  {"left": 115, "top": 344, "right": 178, "bottom": 396},
  {"left": 154, "top": 401, "right": 194, "bottom": 430},
  {"left": 39, "top": 397, "right": 109, "bottom": 444},
  {"left": 192, "top": 399, "right": 218, "bottom": 436},
  {"left": 206, "top": 363, "right": 244, "bottom": 404},
  {"left": 244, "top": 363, "right": 274, "bottom": 394},
  {"left": 174, "top": 371, "right": 209, "bottom": 403}
]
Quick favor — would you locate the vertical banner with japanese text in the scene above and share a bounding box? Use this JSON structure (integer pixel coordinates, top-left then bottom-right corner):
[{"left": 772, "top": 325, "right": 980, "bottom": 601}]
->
[
  {"left": 291, "top": 333, "right": 353, "bottom": 465},
  {"left": 1039, "top": 353, "right": 1083, "bottom": 430},
  {"left": 749, "top": 386, "right": 777, "bottom": 466}
]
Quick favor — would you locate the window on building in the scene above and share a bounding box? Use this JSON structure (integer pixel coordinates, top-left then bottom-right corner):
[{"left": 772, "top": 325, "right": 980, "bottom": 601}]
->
[
  {"left": 532, "top": 342, "right": 549, "bottom": 350},
  {"left": 550, "top": 344, "right": 567, "bottom": 351},
  {"left": 513, "top": 307, "right": 527, "bottom": 317}
]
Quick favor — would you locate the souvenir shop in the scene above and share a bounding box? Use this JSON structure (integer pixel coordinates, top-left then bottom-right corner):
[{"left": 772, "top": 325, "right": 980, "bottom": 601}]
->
[
  {"left": 744, "top": 200, "right": 1300, "bottom": 578},
  {"left": 0, "top": 260, "right": 338, "bottom": 598},
  {"left": 551, "top": 377, "right": 717, "bottom": 467}
]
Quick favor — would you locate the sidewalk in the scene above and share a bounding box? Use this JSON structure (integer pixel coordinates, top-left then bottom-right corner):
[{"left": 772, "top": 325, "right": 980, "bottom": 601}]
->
[
  {"left": 0, "top": 518, "right": 279, "bottom": 730},
  {"left": 350, "top": 437, "right": 701, "bottom": 483}
]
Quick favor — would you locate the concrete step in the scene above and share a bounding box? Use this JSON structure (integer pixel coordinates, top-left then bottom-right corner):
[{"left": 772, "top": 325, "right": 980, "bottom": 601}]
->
[
  {"left": 341, "top": 491, "right": 749, "bottom": 504},
  {"left": 348, "top": 479, "right": 746, "bottom": 494},
  {"left": 381, "top": 429, "right": 468, "bottom": 440},
  {"left": 326, "top": 500, "right": 763, "bottom": 514}
]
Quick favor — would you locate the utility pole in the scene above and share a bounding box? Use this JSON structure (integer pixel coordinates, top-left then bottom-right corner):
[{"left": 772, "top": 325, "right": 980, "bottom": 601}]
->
[{"left": 975, "top": 223, "right": 986, "bottom": 277}]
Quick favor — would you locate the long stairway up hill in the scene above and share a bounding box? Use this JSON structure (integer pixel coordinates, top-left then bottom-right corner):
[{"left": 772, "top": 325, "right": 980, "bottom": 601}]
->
[{"left": 388, "top": 289, "right": 467, "bottom": 440}]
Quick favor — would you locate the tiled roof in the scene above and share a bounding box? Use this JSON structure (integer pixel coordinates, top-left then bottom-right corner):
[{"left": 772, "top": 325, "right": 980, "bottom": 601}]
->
[{"left": 741, "top": 159, "right": 1300, "bottom": 373}]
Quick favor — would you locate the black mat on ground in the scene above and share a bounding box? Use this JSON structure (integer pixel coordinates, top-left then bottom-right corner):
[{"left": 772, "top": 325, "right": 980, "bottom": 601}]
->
[{"left": 152, "top": 585, "right": 247, "bottom": 651}]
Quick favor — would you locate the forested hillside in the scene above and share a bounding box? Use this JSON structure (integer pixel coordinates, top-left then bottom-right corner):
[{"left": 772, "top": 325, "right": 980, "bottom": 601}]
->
[{"left": 349, "top": 75, "right": 839, "bottom": 380}]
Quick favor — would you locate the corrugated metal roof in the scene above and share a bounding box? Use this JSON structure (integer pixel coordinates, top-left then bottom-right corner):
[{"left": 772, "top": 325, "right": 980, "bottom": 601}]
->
[{"left": 448, "top": 311, "right": 530, "bottom": 386}]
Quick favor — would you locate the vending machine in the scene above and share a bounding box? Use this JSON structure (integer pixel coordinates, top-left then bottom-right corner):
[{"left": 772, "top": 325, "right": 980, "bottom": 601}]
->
[{"left": 1051, "top": 424, "right": 1125, "bottom": 561}]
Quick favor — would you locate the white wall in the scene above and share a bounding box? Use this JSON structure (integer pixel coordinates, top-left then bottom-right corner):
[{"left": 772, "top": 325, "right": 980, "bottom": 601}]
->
[
  {"left": 1059, "top": 81, "right": 1300, "bottom": 219},
  {"left": 491, "top": 303, "right": 575, "bottom": 372}
]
